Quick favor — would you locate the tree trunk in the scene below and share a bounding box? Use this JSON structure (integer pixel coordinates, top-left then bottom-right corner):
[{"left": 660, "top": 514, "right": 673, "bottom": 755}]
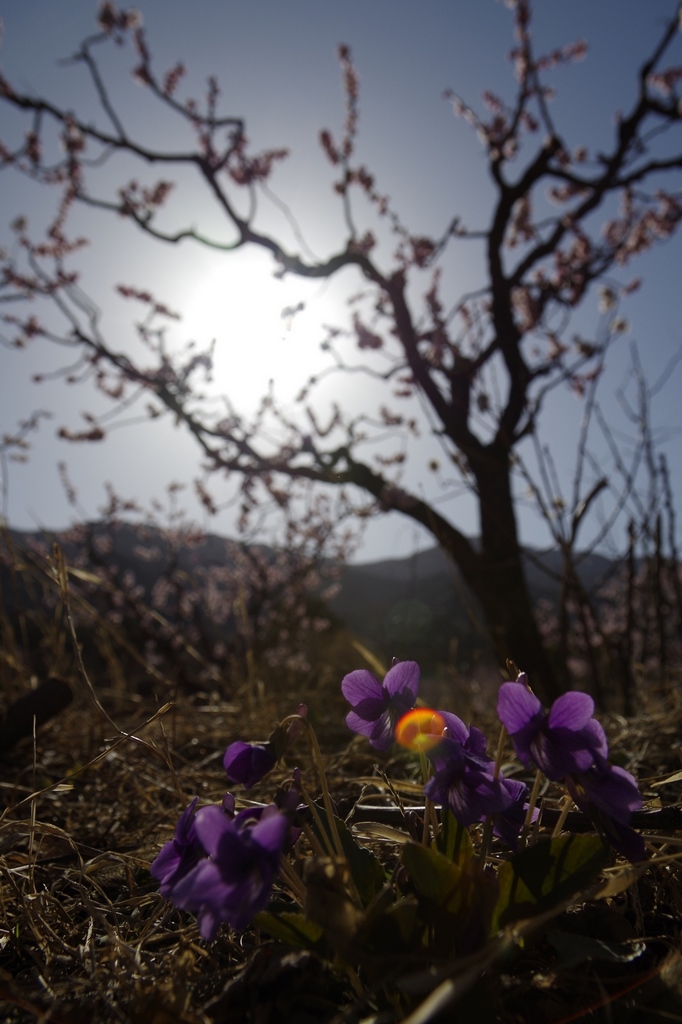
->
[
  {"left": 366, "top": 446, "right": 563, "bottom": 702},
  {"left": 465, "top": 445, "right": 561, "bottom": 701}
]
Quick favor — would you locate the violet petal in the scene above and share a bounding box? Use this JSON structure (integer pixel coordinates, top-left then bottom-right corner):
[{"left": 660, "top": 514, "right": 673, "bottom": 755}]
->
[
  {"left": 382, "top": 660, "right": 420, "bottom": 701},
  {"left": 547, "top": 690, "right": 594, "bottom": 731},
  {"left": 341, "top": 669, "right": 383, "bottom": 706},
  {"left": 497, "top": 680, "right": 543, "bottom": 734}
]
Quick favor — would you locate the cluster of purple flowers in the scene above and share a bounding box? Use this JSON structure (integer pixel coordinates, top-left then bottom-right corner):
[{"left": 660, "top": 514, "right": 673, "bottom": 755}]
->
[
  {"left": 150, "top": 790, "right": 294, "bottom": 940},
  {"left": 341, "top": 660, "right": 421, "bottom": 751},
  {"left": 342, "top": 661, "right": 532, "bottom": 849},
  {"left": 151, "top": 722, "right": 303, "bottom": 940},
  {"left": 151, "top": 659, "right": 646, "bottom": 944},
  {"left": 342, "top": 662, "right": 645, "bottom": 860},
  {"left": 497, "top": 675, "right": 645, "bottom": 861}
]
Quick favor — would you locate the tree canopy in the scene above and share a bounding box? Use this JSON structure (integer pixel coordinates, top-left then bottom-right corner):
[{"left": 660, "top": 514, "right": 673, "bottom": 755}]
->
[{"left": 2, "top": 1, "right": 682, "bottom": 696}]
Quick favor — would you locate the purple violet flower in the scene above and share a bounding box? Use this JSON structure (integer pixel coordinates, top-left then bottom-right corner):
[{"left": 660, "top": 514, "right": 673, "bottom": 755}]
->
[
  {"left": 426, "top": 711, "right": 492, "bottom": 768},
  {"left": 498, "top": 675, "right": 646, "bottom": 861},
  {"left": 342, "top": 660, "right": 420, "bottom": 751},
  {"left": 438, "top": 711, "right": 490, "bottom": 760},
  {"left": 492, "top": 777, "right": 534, "bottom": 851},
  {"left": 228, "top": 772, "right": 303, "bottom": 850},
  {"left": 425, "top": 736, "right": 513, "bottom": 828},
  {"left": 150, "top": 797, "right": 204, "bottom": 898},
  {"left": 566, "top": 759, "right": 646, "bottom": 863},
  {"left": 222, "top": 706, "right": 307, "bottom": 788},
  {"left": 497, "top": 677, "right": 608, "bottom": 780},
  {"left": 170, "top": 803, "right": 289, "bottom": 940},
  {"left": 223, "top": 740, "right": 277, "bottom": 789},
  {"left": 424, "top": 715, "right": 532, "bottom": 849}
]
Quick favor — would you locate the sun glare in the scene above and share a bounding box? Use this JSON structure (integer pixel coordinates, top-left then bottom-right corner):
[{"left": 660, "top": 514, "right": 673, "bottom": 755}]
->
[
  {"left": 181, "top": 251, "right": 330, "bottom": 413},
  {"left": 395, "top": 708, "right": 446, "bottom": 753}
]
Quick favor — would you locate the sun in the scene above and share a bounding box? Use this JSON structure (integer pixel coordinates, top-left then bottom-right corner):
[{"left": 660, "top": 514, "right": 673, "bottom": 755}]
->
[{"left": 180, "top": 249, "right": 331, "bottom": 414}]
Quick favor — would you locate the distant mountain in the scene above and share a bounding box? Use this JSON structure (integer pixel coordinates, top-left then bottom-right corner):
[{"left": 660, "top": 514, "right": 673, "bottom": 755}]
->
[
  {"left": 0, "top": 522, "right": 623, "bottom": 675},
  {"left": 331, "top": 543, "right": 620, "bottom": 671}
]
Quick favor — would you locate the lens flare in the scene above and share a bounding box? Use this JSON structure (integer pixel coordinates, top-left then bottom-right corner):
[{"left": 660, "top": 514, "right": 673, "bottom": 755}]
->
[{"left": 395, "top": 708, "right": 446, "bottom": 752}]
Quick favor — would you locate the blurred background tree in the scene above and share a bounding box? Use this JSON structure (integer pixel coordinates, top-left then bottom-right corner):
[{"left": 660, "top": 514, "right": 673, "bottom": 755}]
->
[{"left": 1, "top": 1, "right": 682, "bottom": 697}]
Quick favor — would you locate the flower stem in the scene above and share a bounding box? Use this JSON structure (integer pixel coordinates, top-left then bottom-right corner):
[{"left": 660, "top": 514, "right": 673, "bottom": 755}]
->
[
  {"left": 479, "top": 818, "right": 494, "bottom": 867},
  {"left": 521, "top": 768, "right": 543, "bottom": 845},
  {"left": 492, "top": 725, "right": 506, "bottom": 779},
  {"left": 288, "top": 716, "right": 364, "bottom": 909},
  {"left": 479, "top": 724, "right": 507, "bottom": 866},
  {"left": 278, "top": 857, "right": 306, "bottom": 904},
  {"left": 300, "top": 718, "right": 346, "bottom": 861},
  {"left": 280, "top": 712, "right": 346, "bottom": 861},
  {"left": 300, "top": 784, "right": 337, "bottom": 858},
  {"left": 552, "top": 793, "right": 574, "bottom": 838},
  {"left": 418, "top": 749, "right": 438, "bottom": 845},
  {"left": 453, "top": 820, "right": 463, "bottom": 861},
  {"left": 299, "top": 810, "right": 329, "bottom": 857}
]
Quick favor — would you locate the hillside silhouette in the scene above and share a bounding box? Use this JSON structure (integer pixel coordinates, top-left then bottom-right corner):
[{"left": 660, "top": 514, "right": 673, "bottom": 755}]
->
[{"left": 2, "top": 523, "right": 617, "bottom": 677}]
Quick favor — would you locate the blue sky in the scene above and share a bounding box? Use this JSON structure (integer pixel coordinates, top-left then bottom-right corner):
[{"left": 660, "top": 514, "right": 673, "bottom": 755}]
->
[{"left": 1, "top": 1, "right": 681, "bottom": 562}]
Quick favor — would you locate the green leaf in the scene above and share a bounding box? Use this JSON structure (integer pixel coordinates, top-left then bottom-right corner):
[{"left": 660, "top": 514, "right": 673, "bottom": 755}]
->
[
  {"left": 310, "top": 805, "right": 386, "bottom": 906},
  {"left": 435, "top": 807, "right": 474, "bottom": 864},
  {"left": 361, "top": 896, "right": 422, "bottom": 956},
  {"left": 493, "top": 834, "right": 609, "bottom": 932},
  {"left": 401, "top": 841, "right": 497, "bottom": 955},
  {"left": 402, "top": 841, "right": 465, "bottom": 911},
  {"left": 254, "top": 911, "right": 324, "bottom": 952}
]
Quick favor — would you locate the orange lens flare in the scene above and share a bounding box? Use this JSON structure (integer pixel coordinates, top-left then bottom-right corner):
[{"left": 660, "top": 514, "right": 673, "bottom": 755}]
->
[{"left": 395, "top": 708, "right": 446, "bottom": 752}]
